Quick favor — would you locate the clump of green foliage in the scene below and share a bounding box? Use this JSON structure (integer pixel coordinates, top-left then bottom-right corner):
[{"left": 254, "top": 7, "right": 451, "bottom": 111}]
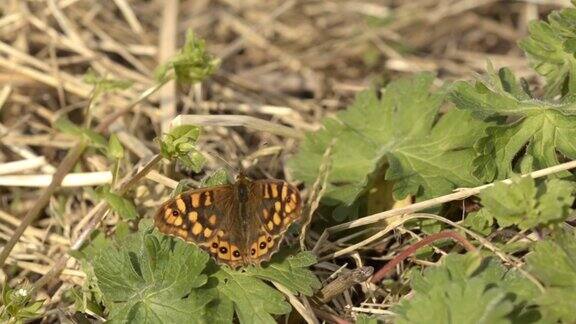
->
[
  {"left": 74, "top": 221, "right": 319, "bottom": 323},
  {"left": 287, "top": 2, "right": 576, "bottom": 323},
  {"left": 1, "top": 283, "right": 43, "bottom": 324}
]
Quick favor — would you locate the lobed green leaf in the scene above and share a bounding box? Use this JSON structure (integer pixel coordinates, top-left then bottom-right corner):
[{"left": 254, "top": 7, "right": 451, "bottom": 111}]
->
[{"left": 290, "top": 73, "right": 487, "bottom": 214}]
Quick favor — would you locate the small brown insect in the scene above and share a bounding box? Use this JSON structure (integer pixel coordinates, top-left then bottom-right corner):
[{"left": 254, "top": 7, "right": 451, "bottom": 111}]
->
[{"left": 154, "top": 175, "right": 302, "bottom": 268}]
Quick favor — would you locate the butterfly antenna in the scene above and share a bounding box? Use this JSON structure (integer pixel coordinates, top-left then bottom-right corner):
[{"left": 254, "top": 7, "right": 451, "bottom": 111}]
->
[{"left": 203, "top": 150, "right": 242, "bottom": 179}]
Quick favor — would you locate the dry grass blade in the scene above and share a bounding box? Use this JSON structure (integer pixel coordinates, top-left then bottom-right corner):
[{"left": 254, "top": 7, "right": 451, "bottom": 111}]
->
[
  {"left": 0, "top": 171, "right": 112, "bottom": 187},
  {"left": 0, "top": 141, "right": 87, "bottom": 267},
  {"left": 171, "top": 114, "right": 304, "bottom": 139},
  {"left": 328, "top": 159, "right": 576, "bottom": 233}
]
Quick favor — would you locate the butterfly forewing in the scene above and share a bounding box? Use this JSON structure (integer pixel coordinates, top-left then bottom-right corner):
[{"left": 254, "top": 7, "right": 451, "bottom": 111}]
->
[{"left": 154, "top": 185, "right": 234, "bottom": 252}]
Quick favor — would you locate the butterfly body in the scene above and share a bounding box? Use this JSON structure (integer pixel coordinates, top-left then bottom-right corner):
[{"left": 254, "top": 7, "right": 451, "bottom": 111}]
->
[{"left": 154, "top": 176, "right": 302, "bottom": 268}]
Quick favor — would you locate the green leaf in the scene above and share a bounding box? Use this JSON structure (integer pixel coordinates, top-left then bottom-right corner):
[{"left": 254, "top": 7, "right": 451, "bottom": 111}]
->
[
  {"left": 245, "top": 251, "right": 321, "bottom": 296},
  {"left": 0, "top": 283, "right": 43, "bottom": 323},
  {"left": 160, "top": 125, "right": 205, "bottom": 172},
  {"left": 54, "top": 116, "right": 108, "bottom": 150},
  {"left": 462, "top": 209, "right": 493, "bottom": 235},
  {"left": 527, "top": 229, "right": 576, "bottom": 323},
  {"left": 99, "top": 189, "right": 138, "bottom": 220},
  {"left": 519, "top": 6, "right": 576, "bottom": 98},
  {"left": 394, "top": 254, "right": 539, "bottom": 324},
  {"left": 78, "top": 221, "right": 316, "bottom": 324},
  {"left": 108, "top": 133, "right": 124, "bottom": 160},
  {"left": 155, "top": 30, "right": 219, "bottom": 85},
  {"left": 84, "top": 68, "right": 133, "bottom": 96},
  {"left": 203, "top": 282, "right": 234, "bottom": 324},
  {"left": 201, "top": 169, "right": 231, "bottom": 187},
  {"left": 290, "top": 73, "right": 487, "bottom": 210},
  {"left": 386, "top": 108, "right": 487, "bottom": 200},
  {"left": 479, "top": 176, "right": 575, "bottom": 230},
  {"left": 208, "top": 251, "right": 319, "bottom": 324},
  {"left": 450, "top": 68, "right": 576, "bottom": 181},
  {"left": 356, "top": 314, "right": 380, "bottom": 324},
  {"left": 170, "top": 179, "right": 194, "bottom": 198},
  {"left": 214, "top": 268, "right": 291, "bottom": 324},
  {"left": 54, "top": 116, "right": 82, "bottom": 135},
  {"left": 81, "top": 223, "right": 212, "bottom": 323}
]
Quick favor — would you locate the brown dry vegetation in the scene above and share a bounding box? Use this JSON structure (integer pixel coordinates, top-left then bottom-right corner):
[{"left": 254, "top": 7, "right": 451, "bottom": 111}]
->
[{"left": 0, "top": 0, "right": 569, "bottom": 322}]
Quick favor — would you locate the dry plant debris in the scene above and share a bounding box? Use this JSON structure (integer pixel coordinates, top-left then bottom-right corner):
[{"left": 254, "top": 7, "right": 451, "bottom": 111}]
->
[{"left": 1, "top": 0, "right": 576, "bottom": 323}]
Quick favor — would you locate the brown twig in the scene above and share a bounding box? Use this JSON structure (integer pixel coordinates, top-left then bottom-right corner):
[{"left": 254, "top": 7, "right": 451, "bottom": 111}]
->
[
  {"left": 32, "top": 154, "right": 163, "bottom": 292},
  {"left": 0, "top": 140, "right": 88, "bottom": 267},
  {"left": 314, "top": 266, "right": 374, "bottom": 304},
  {"left": 0, "top": 80, "right": 168, "bottom": 269},
  {"left": 370, "top": 230, "right": 476, "bottom": 284},
  {"left": 312, "top": 308, "right": 352, "bottom": 324}
]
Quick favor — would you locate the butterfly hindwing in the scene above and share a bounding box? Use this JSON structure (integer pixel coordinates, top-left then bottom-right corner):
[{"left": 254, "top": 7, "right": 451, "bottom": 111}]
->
[
  {"left": 251, "top": 180, "right": 302, "bottom": 235},
  {"left": 245, "top": 180, "right": 302, "bottom": 263}
]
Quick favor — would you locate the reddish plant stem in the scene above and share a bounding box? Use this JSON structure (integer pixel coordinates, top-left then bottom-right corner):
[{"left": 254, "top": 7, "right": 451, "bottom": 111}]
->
[{"left": 371, "top": 230, "right": 476, "bottom": 283}]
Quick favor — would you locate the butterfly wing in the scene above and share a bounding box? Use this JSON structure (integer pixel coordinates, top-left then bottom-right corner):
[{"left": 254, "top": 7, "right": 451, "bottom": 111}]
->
[
  {"left": 154, "top": 185, "right": 246, "bottom": 266},
  {"left": 244, "top": 180, "right": 302, "bottom": 264}
]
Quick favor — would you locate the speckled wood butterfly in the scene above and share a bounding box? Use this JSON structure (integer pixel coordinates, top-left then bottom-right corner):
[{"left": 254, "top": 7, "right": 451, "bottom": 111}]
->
[{"left": 154, "top": 174, "right": 302, "bottom": 268}]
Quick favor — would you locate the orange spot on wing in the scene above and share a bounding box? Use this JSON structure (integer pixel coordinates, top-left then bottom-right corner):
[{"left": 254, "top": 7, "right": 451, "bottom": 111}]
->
[
  {"left": 165, "top": 210, "right": 176, "bottom": 224},
  {"left": 250, "top": 242, "right": 258, "bottom": 258},
  {"left": 290, "top": 193, "right": 297, "bottom": 203},
  {"left": 191, "top": 194, "right": 200, "bottom": 207},
  {"left": 177, "top": 229, "right": 188, "bottom": 238},
  {"left": 174, "top": 217, "right": 183, "bottom": 226},
  {"left": 204, "top": 228, "right": 213, "bottom": 238},
  {"left": 176, "top": 198, "right": 186, "bottom": 212},
  {"left": 208, "top": 214, "right": 217, "bottom": 225},
  {"left": 192, "top": 222, "right": 203, "bottom": 235},
  {"left": 271, "top": 184, "right": 278, "bottom": 198},
  {"left": 188, "top": 211, "right": 198, "bottom": 222},
  {"left": 274, "top": 201, "right": 282, "bottom": 212},
  {"left": 218, "top": 241, "right": 231, "bottom": 260},
  {"left": 273, "top": 212, "right": 282, "bottom": 226},
  {"left": 230, "top": 244, "right": 241, "bottom": 260},
  {"left": 209, "top": 238, "right": 219, "bottom": 253},
  {"left": 257, "top": 236, "right": 268, "bottom": 256}
]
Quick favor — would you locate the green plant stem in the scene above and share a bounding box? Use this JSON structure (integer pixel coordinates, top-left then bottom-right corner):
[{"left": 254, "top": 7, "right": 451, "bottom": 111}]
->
[
  {"left": 31, "top": 154, "right": 163, "bottom": 293},
  {"left": 370, "top": 230, "right": 476, "bottom": 283},
  {"left": 0, "top": 80, "right": 168, "bottom": 269},
  {"left": 95, "top": 79, "right": 168, "bottom": 133}
]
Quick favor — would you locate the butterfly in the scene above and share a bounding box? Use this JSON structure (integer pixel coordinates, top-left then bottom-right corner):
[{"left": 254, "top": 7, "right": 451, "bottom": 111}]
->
[{"left": 154, "top": 174, "right": 302, "bottom": 268}]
